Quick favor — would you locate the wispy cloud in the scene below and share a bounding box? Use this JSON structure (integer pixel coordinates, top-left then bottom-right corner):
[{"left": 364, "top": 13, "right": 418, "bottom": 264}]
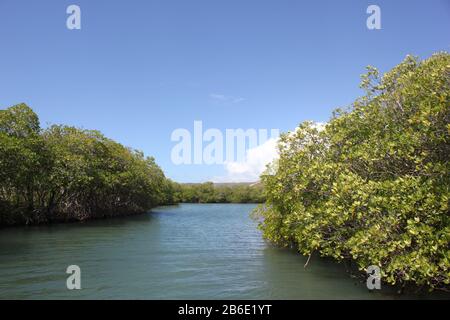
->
[{"left": 209, "top": 93, "right": 245, "bottom": 104}]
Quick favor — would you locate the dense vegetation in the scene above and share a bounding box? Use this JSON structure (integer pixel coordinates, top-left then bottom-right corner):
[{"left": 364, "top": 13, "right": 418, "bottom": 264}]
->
[
  {"left": 0, "top": 104, "right": 177, "bottom": 226},
  {"left": 256, "top": 53, "right": 450, "bottom": 290},
  {"left": 176, "top": 182, "right": 265, "bottom": 203}
]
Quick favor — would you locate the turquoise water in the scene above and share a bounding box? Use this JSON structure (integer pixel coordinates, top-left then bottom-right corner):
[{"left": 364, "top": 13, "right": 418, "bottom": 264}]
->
[{"left": 0, "top": 204, "right": 447, "bottom": 299}]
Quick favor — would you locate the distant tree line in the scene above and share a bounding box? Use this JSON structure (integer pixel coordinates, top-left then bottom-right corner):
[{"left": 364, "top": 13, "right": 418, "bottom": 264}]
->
[
  {"left": 0, "top": 104, "right": 177, "bottom": 226},
  {"left": 256, "top": 53, "right": 450, "bottom": 290},
  {"left": 174, "top": 182, "right": 265, "bottom": 204}
]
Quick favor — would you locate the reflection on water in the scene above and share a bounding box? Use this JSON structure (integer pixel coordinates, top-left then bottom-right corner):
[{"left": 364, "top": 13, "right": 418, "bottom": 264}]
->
[{"left": 0, "top": 204, "right": 448, "bottom": 299}]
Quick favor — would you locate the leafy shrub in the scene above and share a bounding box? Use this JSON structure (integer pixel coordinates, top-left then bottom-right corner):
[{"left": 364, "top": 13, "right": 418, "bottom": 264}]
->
[{"left": 257, "top": 53, "right": 450, "bottom": 290}]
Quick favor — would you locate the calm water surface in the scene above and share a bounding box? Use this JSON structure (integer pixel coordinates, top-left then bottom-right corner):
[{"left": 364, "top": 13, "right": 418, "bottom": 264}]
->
[{"left": 0, "top": 204, "right": 447, "bottom": 299}]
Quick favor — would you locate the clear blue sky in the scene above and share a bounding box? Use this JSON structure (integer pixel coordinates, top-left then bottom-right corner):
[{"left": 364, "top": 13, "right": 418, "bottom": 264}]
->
[{"left": 1, "top": 0, "right": 449, "bottom": 182}]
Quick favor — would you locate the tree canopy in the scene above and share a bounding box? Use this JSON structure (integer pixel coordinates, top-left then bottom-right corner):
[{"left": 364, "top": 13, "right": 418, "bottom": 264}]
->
[
  {"left": 0, "top": 104, "right": 177, "bottom": 225},
  {"left": 256, "top": 53, "right": 450, "bottom": 290}
]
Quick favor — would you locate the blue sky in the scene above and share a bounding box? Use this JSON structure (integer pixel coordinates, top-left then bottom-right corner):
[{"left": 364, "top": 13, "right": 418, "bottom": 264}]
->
[{"left": 1, "top": 0, "right": 449, "bottom": 182}]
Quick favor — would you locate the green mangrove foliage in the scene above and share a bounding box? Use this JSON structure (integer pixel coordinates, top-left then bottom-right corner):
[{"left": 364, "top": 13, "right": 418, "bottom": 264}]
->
[
  {"left": 256, "top": 53, "right": 450, "bottom": 290},
  {"left": 177, "top": 182, "right": 265, "bottom": 203},
  {"left": 0, "top": 104, "right": 176, "bottom": 225}
]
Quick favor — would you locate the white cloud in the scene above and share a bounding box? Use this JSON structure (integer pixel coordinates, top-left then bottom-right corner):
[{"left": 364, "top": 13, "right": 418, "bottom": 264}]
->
[
  {"left": 210, "top": 121, "right": 327, "bottom": 183},
  {"left": 231, "top": 97, "right": 245, "bottom": 103},
  {"left": 209, "top": 93, "right": 245, "bottom": 104},
  {"left": 312, "top": 122, "right": 326, "bottom": 131},
  {"left": 212, "top": 138, "right": 279, "bottom": 183},
  {"left": 210, "top": 93, "right": 227, "bottom": 100}
]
